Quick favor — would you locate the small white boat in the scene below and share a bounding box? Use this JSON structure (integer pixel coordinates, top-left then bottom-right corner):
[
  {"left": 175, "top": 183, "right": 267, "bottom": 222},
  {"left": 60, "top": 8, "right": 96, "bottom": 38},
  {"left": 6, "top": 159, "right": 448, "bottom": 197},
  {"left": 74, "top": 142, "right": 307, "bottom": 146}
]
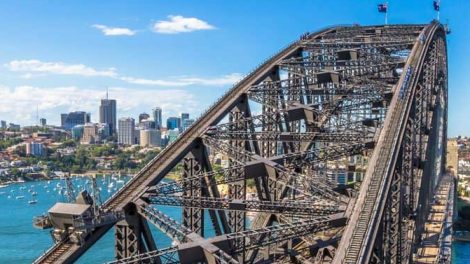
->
[
  {"left": 31, "top": 192, "right": 38, "bottom": 196},
  {"left": 16, "top": 196, "right": 25, "bottom": 200},
  {"left": 19, "top": 186, "right": 26, "bottom": 190},
  {"left": 116, "top": 180, "right": 125, "bottom": 184},
  {"left": 28, "top": 200, "right": 38, "bottom": 204}
]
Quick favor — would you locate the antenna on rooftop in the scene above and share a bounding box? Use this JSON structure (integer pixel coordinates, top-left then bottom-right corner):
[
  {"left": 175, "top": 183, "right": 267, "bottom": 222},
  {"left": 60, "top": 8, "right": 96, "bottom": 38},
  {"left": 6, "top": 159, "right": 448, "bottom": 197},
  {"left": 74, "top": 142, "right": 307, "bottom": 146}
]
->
[{"left": 106, "top": 86, "right": 109, "bottom": 100}]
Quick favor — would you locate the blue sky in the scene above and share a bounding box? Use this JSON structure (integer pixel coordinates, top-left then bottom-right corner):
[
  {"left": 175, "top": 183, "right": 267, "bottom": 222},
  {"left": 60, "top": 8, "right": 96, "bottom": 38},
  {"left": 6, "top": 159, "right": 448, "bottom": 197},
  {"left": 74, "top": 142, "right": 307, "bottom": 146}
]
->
[{"left": 0, "top": 0, "right": 467, "bottom": 136}]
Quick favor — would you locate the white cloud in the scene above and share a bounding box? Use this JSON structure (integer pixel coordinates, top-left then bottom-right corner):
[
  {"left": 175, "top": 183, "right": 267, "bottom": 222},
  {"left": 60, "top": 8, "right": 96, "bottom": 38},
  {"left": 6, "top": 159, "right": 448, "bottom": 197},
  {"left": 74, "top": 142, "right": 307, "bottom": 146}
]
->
[
  {"left": 120, "top": 73, "right": 242, "bottom": 87},
  {"left": 5, "top": 59, "right": 242, "bottom": 87},
  {"left": 153, "top": 15, "right": 215, "bottom": 34},
  {"left": 92, "top": 24, "right": 136, "bottom": 36},
  {"left": 179, "top": 73, "right": 243, "bottom": 86},
  {"left": 5, "top": 60, "right": 117, "bottom": 77},
  {"left": 0, "top": 85, "right": 198, "bottom": 126},
  {"left": 119, "top": 76, "right": 192, "bottom": 87}
]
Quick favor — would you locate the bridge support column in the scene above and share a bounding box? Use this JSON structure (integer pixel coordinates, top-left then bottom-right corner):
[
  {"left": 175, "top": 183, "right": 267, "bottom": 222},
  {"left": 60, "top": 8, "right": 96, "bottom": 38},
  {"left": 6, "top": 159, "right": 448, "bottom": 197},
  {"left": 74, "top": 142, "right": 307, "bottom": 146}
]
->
[
  {"left": 182, "top": 149, "right": 206, "bottom": 236},
  {"left": 115, "top": 204, "right": 158, "bottom": 262},
  {"left": 182, "top": 140, "right": 230, "bottom": 237}
]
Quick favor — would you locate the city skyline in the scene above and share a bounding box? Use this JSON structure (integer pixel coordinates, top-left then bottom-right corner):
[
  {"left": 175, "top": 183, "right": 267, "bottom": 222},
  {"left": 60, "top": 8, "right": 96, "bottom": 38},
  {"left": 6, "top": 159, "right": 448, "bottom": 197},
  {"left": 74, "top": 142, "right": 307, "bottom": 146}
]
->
[{"left": 0, "top": 1, "right": 468, "bottom": 136}]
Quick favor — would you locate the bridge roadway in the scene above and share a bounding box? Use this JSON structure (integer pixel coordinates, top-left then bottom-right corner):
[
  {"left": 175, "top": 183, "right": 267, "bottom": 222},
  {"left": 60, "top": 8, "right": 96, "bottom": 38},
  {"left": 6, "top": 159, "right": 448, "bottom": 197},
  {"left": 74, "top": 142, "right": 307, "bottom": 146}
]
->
[
  {"left": 333, "top": 23, "right": 439, "bottom": 264},
  {"left": 33, "top": 26, "right": 339, "bottom": 264}
]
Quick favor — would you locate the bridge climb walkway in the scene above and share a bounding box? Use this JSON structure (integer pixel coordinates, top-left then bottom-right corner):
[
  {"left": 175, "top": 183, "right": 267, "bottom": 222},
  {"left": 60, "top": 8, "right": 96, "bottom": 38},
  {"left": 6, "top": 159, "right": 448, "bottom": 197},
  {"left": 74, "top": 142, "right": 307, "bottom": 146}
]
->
[{"left": 333, "top": 23, "right": 438, "bottom": 264}]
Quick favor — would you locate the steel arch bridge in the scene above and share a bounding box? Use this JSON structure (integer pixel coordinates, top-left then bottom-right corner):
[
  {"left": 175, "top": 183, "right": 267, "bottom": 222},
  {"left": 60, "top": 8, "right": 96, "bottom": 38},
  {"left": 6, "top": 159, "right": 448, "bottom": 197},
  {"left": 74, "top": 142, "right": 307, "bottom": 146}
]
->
[{"left": 34, "top": 22, "right": 449, "bottom": 264}]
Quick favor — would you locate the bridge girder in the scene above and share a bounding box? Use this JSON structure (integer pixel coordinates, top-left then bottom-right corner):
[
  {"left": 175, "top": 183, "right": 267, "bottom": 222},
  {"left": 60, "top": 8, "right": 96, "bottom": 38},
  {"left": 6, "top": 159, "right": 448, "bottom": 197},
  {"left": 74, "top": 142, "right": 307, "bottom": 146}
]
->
[{"left": 33, "top": 23, "right": 448, "bottom": 264}]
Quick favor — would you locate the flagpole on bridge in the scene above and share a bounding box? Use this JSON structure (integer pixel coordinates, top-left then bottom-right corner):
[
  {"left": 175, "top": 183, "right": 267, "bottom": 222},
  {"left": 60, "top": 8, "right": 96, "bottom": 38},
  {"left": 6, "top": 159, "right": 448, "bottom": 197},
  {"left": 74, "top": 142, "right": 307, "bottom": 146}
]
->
[
  {"left": 385, "top": 1, "right": 388, "bottom": 25},
  {"left": 378, "top": 2, "right": 389, "bottom": 25},
  {"left": 435, "top": 0, "right": 441, "bottom": 21}
]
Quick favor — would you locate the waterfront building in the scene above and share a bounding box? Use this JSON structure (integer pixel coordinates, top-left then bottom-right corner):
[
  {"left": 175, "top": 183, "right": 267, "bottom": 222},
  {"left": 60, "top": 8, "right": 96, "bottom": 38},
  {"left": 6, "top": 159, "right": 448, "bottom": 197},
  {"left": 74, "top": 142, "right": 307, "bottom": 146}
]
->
[
  {"left": 152, "top": 107, "right": 162, "bottom": 129},
  {"left": 99, "top": 97, "right": 117, "bottom": 136},
  {"left": 61, "top": 111, "right": 90, "bottom": 130},
  {"left": 40, "top": 118, "right": 47, "bottom": 127},
  {"left": 26, "top": 142, "right": 45, "bottom": 157},
  {"left": 0, "top": 120, "right": 6, "bottom": 129},
  {"left": 140, "top": 129, "right": 161, "bottom": 147},
  {"left": 166, "top": 117, "right": 180, "bottom": 130},
  {"left": 118, "top": 117, "right": 135, "bottom": 145}
]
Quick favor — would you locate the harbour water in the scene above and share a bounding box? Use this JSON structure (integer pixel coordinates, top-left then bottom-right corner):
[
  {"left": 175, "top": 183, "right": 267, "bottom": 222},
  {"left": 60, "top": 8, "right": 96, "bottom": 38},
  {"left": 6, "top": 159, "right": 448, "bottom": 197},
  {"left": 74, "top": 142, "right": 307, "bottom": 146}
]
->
[
  {"left": 1, "top": 176, "right": 470, "bottom": 263},
  {"left": 452, "top": 241, "right": 470, "bottom": 263},
  {"left": 0, "top": 175, "right": 184, "bottom": 263}
]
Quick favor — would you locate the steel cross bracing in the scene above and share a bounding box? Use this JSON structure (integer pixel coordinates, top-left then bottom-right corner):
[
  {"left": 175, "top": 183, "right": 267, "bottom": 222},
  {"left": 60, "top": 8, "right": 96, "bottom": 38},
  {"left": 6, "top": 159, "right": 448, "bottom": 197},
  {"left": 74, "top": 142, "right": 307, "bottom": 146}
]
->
[{"left": 33, "top": 23, "right": 448, "bottom": 264}]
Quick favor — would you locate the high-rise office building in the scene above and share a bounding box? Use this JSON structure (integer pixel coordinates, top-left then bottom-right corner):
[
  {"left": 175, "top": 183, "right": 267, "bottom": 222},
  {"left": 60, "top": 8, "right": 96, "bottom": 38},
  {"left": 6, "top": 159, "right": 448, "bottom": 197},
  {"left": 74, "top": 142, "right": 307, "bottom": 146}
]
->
[
  {"left": 39, "top": 118, "right": 47, "bottom": 126},
  {"left": 118, "top": 117, "right": 135, "bottom": 145},
  {"left": 138, "top": 119, "right": 156, "bottom": 130},
  {"left": 139, "top": 113, "right": 150, "bottom": 123},
  {"left": 140, "top": 129, "right": 161, "bottom": 147},
  {"left": 0, "top": 120, "right": 6, "bottom": 129},
  {"left": 182, "top": 118, "right": 195, "bottom": 131},
  {"left": 181, "top": 113, "right": 189, "bottom": 131},
  {"left": 166, "top": 117, "right": 180, "bottom": 130},
  {"left": 99, "top": 93, "right": 117, "bottom": 136},
  {"left": 61, "top": 111, "right": 90, "bottom": 130},
  {"left": 152, "top": 107, "right": 162, "bottom": 129}
]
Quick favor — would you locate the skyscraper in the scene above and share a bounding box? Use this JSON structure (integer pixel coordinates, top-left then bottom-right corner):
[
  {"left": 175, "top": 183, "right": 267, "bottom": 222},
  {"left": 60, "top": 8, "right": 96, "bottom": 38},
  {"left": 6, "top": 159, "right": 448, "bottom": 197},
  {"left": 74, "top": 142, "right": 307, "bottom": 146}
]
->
[
  {"left": 140, "top": 129, "right": 161, "bottom": 147},
  {"left": 181, "top": 113, "right": 189, "bottom": 131},
  {"left": 139, "top": 113, "right": 150, "bottom": 123},
  {"left": 39, "top": 118, "right": 47, "bottom": 126},
  {"left": 99, "top": 92, "right": 117, "bottom": 136},
  {"left": 118, "top": 117, "right": 135, "bottom": 145},
  {"left": 61, "top": 111, "right": 90, "bottom": 130},
  {"left": 166, "top": 117, "right": 180, "bottom": 130},
  {"left": 152, "top": 107, "right": 162, "bottom": 129},
  {"left": 182, "top": 118, "right": 195, "bottom": 131}
]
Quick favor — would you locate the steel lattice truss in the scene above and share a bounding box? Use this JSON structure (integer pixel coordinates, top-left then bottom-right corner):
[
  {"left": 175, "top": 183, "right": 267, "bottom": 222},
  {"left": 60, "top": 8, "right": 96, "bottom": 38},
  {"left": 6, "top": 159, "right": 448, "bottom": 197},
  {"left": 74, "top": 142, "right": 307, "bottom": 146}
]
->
[{"left": 34, "top": 23, "right": 448, "bottom": 264}]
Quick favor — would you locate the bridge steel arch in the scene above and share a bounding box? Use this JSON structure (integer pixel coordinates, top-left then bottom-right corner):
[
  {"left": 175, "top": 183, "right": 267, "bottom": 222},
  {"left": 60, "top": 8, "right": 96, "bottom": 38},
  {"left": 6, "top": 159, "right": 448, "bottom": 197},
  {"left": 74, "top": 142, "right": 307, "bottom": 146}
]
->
[{"left": 33, "top": 22, "right": 448, "bottom": 264}]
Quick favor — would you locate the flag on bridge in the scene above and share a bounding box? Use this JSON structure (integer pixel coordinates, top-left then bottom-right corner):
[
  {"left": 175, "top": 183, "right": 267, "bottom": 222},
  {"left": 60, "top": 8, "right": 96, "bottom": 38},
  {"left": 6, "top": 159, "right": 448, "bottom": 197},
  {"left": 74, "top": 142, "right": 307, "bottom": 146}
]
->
[
  {"left": 433, "top": 0, "right": 440, "bottom": 11},
  {"left": 378, "top": 3, "right": 388, "bottom": 13}
]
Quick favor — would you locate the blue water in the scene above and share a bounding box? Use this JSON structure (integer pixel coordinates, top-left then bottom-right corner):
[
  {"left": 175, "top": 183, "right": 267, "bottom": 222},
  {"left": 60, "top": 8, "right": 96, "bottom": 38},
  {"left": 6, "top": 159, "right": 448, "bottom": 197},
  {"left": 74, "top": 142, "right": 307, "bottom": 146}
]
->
[
  {"left": 453, "top": 241, "right": 470, "bottom": 263},
  {"left": 0, "top": 176, "right": 188, "bottom": 263},
  {"left": 4, "top": 177, "right": 469, "bottom": 263}
]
